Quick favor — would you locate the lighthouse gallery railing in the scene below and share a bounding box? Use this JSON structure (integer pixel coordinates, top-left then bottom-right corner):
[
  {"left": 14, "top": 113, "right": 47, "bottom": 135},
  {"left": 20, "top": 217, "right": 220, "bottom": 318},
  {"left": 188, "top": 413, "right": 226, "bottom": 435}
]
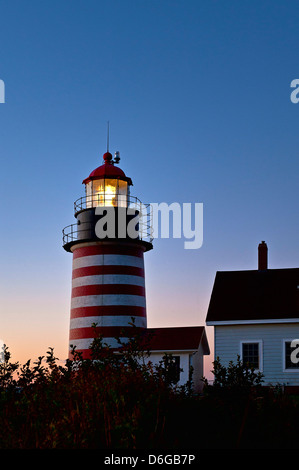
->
[{"left": 62, "top": 195, "right": 153, "bottom": 245}]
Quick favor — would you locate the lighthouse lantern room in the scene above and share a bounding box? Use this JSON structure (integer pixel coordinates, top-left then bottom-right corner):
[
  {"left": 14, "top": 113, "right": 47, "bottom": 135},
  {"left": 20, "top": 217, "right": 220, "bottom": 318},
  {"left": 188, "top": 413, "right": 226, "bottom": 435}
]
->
[{"left": 83, "top": 151, "right": 132, "bottom": 209}]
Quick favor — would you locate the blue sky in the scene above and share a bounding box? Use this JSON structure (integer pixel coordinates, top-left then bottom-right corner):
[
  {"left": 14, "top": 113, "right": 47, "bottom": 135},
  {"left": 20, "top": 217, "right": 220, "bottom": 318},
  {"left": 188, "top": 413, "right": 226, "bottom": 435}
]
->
[{"left": 0, "top": 0, "right": 298, "bottom": 369}]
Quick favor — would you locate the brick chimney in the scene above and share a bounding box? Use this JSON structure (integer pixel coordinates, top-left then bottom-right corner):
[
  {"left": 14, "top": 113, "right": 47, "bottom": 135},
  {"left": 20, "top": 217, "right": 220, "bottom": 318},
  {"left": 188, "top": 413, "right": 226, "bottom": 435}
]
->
[{"left": 258, "top": 241, "right": 268, "bottom": 270}]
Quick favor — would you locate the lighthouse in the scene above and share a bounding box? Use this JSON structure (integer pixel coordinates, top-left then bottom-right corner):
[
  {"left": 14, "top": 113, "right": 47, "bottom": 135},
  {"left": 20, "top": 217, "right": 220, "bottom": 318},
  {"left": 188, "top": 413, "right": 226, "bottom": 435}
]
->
[{"left": 62, "top": 150, "right": 153, "bottom": 358}]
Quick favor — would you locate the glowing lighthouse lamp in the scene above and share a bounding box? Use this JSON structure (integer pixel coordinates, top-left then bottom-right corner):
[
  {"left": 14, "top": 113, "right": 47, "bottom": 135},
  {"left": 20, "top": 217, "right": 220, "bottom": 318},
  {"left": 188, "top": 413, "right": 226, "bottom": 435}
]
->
[{"left": 63, "top": 150, "right": 153, "bottom": 358}]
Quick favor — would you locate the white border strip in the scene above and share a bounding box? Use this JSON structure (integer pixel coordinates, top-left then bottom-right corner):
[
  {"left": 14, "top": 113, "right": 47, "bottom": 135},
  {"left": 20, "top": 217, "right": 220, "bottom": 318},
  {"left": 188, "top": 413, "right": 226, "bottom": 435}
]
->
[
  {"left": 73, "top": 254, "right": 144, "bottom": 270},
  {"left": 72, "top": 274, "right": 145, "bottom": 288},
  {"left": 69, "top": 337, "right": 129, "bottom": 350},
  {"left": 70, "top": 315, "right": 146, "bottom": 329},
  {"left": 71, "top": 294, "right": 146, "bottom": 309}
]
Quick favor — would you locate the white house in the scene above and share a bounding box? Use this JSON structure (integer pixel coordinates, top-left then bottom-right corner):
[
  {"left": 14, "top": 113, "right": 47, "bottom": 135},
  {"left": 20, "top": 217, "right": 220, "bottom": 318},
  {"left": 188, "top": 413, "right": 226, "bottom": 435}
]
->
[
  {"left": 144, "top": 326, "right": 210, "bottom": 393},
  {"left": 206, "top": 242, "right": 299, "bottom": 392}
]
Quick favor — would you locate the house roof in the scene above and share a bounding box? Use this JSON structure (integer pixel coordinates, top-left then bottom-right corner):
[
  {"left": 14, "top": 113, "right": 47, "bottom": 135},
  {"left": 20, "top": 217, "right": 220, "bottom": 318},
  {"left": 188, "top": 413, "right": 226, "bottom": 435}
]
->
[
  {"left": 144, "top": 326, "right": 210, "bottom": 354},
  {"left": 206, "top": 268, "right": 299, "bottom": 324}
]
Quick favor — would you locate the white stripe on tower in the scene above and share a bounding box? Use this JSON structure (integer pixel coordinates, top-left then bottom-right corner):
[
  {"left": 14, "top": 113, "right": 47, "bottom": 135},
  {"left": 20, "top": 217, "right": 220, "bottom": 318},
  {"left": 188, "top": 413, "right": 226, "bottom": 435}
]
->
[
  {"left": 72, "top": 274, "right": 145, "bottom": 288},
  {"left": 69, "top": 242, "right": 147, "bottom": 358},
  {"left": 70, "top": 337, "right": 123, "bottom": 351},
  {"left": 70, "top": 316, "right": 146, "bottom": 329},
  {"left": 71, "top": 295, "right": 146, "bottom": 309},
  {"left": 72, "top": 254, "right": 144, "bottom": 270}
]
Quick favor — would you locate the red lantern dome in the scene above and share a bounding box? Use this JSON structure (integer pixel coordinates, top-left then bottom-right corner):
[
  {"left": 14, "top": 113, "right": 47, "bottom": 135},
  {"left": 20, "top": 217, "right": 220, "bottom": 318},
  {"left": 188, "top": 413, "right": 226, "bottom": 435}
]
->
[{"left": 82, "top": 152, "right": 132, "bottom": 185}]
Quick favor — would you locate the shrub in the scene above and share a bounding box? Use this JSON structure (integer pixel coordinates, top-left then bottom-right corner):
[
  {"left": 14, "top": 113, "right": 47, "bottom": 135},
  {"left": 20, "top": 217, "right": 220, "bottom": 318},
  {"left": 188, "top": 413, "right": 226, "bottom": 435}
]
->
[
  {"left": 202, "top": 355, "right": 264, "bottom": 396},
  {"left": 0, "top": 323, "right": 189, "bottom": 448}
]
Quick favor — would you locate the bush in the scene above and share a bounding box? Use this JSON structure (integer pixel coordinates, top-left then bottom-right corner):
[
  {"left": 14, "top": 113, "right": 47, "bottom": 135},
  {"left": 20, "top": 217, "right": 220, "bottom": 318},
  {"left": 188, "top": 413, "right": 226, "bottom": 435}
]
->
[
  {"left": 202, "top": 355, "right": 264, "bottom": 396},
  {"left": 1, "top": 333, "right": 299, "bottom": 449},
  {"left": 0, "top": 323, "right": 190, "bottom": 449}
]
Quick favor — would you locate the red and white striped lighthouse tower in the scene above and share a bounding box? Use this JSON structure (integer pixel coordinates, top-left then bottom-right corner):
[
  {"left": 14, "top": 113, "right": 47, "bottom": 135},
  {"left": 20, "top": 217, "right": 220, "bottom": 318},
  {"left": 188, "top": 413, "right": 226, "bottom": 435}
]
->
[{"left": 63, "top": 150, "right": 153, "bottom": 358}]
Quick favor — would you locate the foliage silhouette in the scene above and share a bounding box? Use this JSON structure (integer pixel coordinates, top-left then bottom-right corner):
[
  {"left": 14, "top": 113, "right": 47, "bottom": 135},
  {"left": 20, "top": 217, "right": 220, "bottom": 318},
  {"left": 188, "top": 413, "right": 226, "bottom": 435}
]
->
[{"left": 1, "top": 330, "right": 299, "bottom": 449}]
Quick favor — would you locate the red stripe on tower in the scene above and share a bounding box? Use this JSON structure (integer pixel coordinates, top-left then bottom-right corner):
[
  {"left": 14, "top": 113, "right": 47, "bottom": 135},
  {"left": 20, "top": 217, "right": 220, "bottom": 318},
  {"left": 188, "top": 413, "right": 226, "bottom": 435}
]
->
[
  {"left": 70, "top": 306, "right": 146, "bottom": 319},
  {"left": 72, "top": 265, "right": 145, "bottom": 279}
]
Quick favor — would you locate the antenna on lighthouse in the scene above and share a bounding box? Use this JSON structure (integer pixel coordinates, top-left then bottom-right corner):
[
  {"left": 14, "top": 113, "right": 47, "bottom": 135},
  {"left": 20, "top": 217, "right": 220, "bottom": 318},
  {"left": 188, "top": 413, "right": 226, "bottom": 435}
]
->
[{"left": 107, "top": 121, "right": 110, "bottom": 152}]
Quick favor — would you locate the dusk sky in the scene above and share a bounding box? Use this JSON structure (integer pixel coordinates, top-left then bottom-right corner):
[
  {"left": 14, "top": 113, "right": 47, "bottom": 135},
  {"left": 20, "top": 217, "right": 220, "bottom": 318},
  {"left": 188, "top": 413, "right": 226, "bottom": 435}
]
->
[{"left": 1, "top": 0, "right": 298, "bottom": 376}]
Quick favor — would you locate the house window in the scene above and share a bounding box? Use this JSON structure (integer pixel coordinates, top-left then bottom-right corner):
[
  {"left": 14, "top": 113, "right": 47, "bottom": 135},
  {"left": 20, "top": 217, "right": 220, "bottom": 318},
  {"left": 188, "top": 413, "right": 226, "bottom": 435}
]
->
[
  {"left": 241, "top": 341, "right": 262, "bottom": 370},
  {"left": 284, "top": 340, "right": 299, "bottom": 371}
]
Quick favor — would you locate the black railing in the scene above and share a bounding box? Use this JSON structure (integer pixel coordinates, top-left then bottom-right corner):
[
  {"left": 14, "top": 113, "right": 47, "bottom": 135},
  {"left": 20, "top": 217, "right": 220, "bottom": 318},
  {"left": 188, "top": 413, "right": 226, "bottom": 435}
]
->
[
  {"left": 74, "top": 194, "right": 144, "bottom": 214},
  {"left": 62, "top": 195, "right": 153, "bottom": 246}
]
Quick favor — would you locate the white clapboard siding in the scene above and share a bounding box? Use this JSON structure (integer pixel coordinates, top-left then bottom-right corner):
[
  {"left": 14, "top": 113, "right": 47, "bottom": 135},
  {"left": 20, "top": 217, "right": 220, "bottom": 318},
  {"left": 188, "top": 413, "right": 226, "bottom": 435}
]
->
[{"left": 214, "top": 323, "right": 299, "bottom": 386}]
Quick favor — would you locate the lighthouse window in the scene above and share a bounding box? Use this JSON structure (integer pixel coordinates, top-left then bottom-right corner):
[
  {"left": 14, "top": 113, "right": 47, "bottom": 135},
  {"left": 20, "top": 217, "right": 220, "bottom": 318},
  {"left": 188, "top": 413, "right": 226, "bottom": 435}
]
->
[
  {"left": 86, "top": 181, "right": 93, "bottom": 208},
  {"left": 118, "top": 180, "right": 128, "bottom": 207},
  {"left": 103, "top": 179, "right": 117, "bottom": 206},
  {"left": 93, "top": 180, "right": 106, "bottom": 206},
  {"left": 85, "top": 179, "right": 128, "bottom": 208}
]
